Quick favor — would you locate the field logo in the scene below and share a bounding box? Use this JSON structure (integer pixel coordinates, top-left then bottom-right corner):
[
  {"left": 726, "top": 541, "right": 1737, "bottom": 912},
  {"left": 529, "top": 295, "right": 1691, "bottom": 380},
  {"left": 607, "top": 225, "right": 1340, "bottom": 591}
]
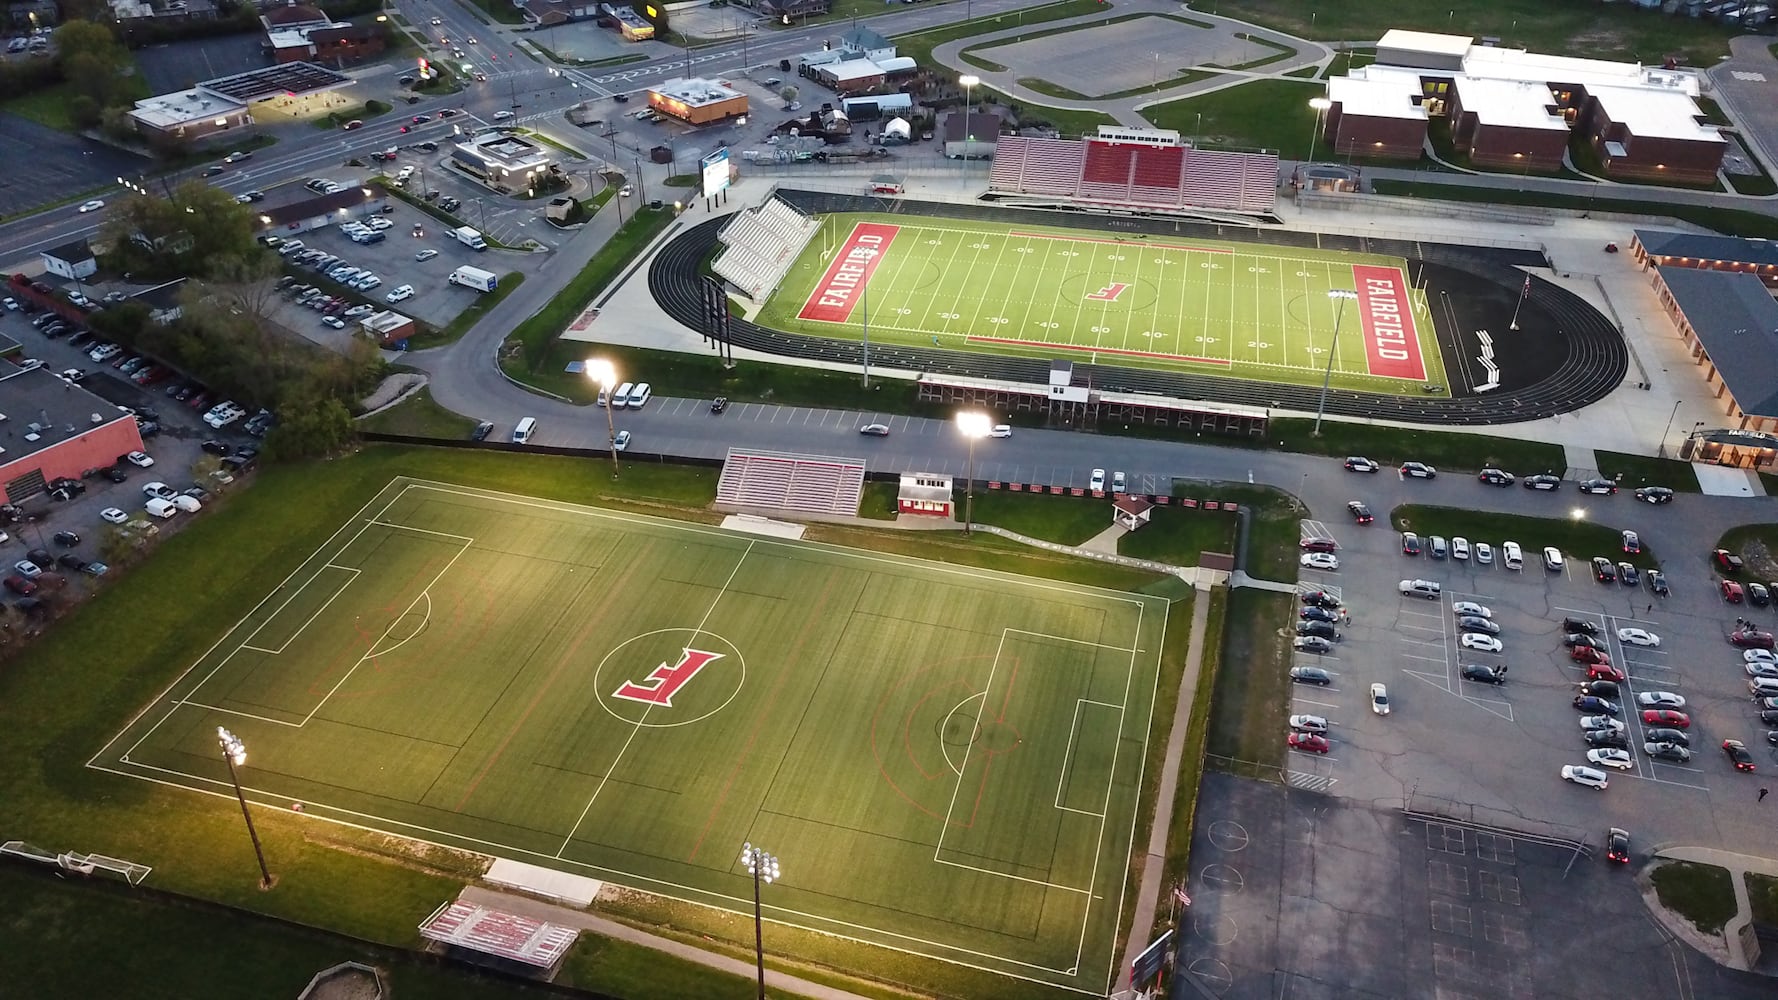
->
[
  {"left": 1349, "top": 264, "right": 1428, "bottom": 381},
  {"left": 796, "top": 223, "right": 901, "bottom": 323},
  {"left": 1085, "top": 282, "right": 1129, "bottom": 303},
  {"left": 613, "top": 648, "right": 725, "bottom": 707}
]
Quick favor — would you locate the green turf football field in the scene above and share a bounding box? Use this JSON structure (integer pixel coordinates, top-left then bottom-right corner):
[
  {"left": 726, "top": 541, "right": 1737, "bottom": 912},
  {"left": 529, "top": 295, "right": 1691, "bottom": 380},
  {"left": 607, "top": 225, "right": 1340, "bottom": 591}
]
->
[
  {"left": 755, "top": 213, "right": 1450, "bottom": 396},
  {"left": 94, "top": 479, "right": 1168, "bottom": 993}
]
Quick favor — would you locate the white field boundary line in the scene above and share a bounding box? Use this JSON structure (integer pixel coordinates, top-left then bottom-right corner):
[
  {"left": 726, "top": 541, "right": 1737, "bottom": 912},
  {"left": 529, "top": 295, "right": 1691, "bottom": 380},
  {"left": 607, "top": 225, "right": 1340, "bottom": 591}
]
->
[
  {"left": 1084, "top": 599, "right": 1151, "bottom": 984},
  {"left": 237, "top": 564, "right": 364, "bottom": 655},
  {"left": 83, "top": 760, "right": 1106, "bottom": 993},
  {"left": 1053, "top": 699, "right": 1115, "bottom": 820},
  {"left": 401, "top": 480, "right": 1151, "bottom": 607},
  {"left": 1004, "top": 628, "right": 1139, "bottom": 654},
  {"left": 89, "top": 479, "right": 410, "bottom": 772},
  {"left": 556, "top": 540, "right": 756, "bottom": 857}
]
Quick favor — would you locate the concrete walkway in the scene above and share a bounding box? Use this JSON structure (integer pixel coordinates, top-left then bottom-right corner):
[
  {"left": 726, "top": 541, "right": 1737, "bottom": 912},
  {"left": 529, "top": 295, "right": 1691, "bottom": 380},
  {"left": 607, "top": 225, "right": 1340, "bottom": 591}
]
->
[
  {"left": 457, "top": 885, "right": 878, "bottom": 999},
  {"left": 1654, "top": 845, "right": 1778, "bottom": 973}
]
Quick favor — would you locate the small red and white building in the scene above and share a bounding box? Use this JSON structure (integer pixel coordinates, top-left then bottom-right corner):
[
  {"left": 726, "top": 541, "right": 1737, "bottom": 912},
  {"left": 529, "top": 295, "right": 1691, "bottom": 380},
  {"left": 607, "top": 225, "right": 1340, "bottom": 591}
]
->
[{"left": 896, "top": 472, "right": 954, "bottom": 518}]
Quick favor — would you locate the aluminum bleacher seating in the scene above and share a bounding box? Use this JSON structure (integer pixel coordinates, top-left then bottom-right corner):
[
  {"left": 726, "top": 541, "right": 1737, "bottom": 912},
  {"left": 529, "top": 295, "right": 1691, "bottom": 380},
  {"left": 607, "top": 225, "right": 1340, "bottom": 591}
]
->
[
  {"left": 715, "top": 450, "right": 866, "bottom": 516},
  {"left": 711, "top": 197, "right": 821, "bottom": 300},
  {"left": 1076, "top": 141, "right": 1135, "bottom": 200},
  {"left": 987, "top": 136, "right": 1085, "bottom": 196}
]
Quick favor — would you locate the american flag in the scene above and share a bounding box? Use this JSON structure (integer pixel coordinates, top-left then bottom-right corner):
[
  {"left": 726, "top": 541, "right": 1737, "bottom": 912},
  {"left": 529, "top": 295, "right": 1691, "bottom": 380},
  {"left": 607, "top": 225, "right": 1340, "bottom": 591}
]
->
[
  {"left": 1521, "top": 274, "right": 1531, "bottom": 296},
  {"left": 1174, "top": 887, "right": 1192, "bottom": 907}
]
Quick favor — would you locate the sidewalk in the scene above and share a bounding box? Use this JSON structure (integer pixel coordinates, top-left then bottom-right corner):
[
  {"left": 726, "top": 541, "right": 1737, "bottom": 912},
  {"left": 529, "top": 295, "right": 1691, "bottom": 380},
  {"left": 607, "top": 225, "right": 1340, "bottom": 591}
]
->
[{"left": 1654, "top": 845, "right": 1778, "bottom": 973}]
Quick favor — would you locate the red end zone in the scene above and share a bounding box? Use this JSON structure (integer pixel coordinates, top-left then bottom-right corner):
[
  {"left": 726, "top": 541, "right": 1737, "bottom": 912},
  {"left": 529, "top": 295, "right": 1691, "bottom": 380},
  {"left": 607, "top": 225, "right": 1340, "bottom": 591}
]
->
[
  {"left": 1350, "top": 265, "right": 1426, "bottom": 380},
  {"left": 797, "top": 223, "right": 901, "bottom": 322}
]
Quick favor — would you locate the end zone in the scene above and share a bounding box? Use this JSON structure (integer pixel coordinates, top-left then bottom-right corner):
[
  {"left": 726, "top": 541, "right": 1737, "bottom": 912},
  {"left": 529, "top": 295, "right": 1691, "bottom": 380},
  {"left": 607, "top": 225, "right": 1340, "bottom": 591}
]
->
[
  {"left": 797, "top": 222, "right": 901, "bottom": 323},
  {"left": 1350, "top": 264, "right": 1427, "bottom": 381}
]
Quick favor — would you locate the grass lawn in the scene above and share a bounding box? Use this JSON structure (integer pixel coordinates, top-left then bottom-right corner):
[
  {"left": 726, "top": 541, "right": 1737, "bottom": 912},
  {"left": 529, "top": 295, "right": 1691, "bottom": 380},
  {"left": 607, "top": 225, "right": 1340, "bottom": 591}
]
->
[
  {"left": 1205, "top": 588, "right": 1293, "bottom": 767},
  {"left": 1117, "top": 508, "right": 1235, "bottom": 566},
  {"left": 504, "top": 209, "right": 673, "bottom": 376},
  {"left": 1, "top": 81, "right": 83, "bottom": 131},
  {"left": 1370, "top": 179, "right": 1778, "bottom": 240},
  {"left": 314, "top": 100, "right": 392, "bottom": 130},
  {"left": 1723, "top": 136, "right": 1778, "bottom": 197},
  {"left": 1391, "top": 504, "right": 1659, "bottom": 569},
  {"left": 891, "top": 0, "right": 1106, "bottom": 67},
  {"left": 356, "top": 386, "right": 479, "bottom": 438},
  {"left": 1139, "top": 78, "right": 1329, "bottom": 156},
  {"left": 1593, "top": 450, "right": 1700, "bottom": 493},
  {"left": 1651, "top": 861, "right": 1737, "bottom": 935},
  {"left": 1228, "top": 0, "right": 1735, "bottom": 65},
  {"left": 1268, "top": 417, "right": 1565, "bottom": 476},
  {"left": 1160, "top": 587, "right": 1225, "bottom": 893},
  {"left": 1747, "top": 872, "right": 1778, "bottom": 927},
  {"left": 969, "top": 487, "right": 1116, "bottom": 545},
  {"left": 3, "top": 442, "right": 1189, "bottom": 1000},
  {"left": 858, "top": 480, "right": 900, "bottom": 519}
]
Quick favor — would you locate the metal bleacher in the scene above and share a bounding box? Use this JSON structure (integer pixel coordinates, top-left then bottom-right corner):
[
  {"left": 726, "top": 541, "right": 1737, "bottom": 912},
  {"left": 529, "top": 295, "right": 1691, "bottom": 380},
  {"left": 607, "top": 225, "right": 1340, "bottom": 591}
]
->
[
  {"left": 710, "top": 197, "right": 821, "bottom": 300},
  {"left": 988, "top": 136, "right": 1277, "bottom": 215}
]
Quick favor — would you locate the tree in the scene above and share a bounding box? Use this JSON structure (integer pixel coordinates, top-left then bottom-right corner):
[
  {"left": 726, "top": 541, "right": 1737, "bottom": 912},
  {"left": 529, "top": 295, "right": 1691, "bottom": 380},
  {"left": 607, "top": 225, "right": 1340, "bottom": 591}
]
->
[
  {"left": 779, "top": 85, "right": 798, "bottom": 105},
  {"left": 102, "top": 184, "right": 264, "bottom": 282},
  {"left": 264, "top": 396, "right": 356, "bottom": 459},
  {"left": 55, "top": 20, "right": 131, "bottom": 108}
]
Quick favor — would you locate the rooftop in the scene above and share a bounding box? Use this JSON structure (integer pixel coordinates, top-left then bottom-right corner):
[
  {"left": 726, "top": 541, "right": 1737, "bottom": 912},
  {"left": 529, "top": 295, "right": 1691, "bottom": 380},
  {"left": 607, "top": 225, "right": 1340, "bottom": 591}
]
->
[
  {"left": 0, "top": 367, "right": 137, "bottom": 465},
  {"left": 1658, "top": 267, "right": 1778, "bottom": 418},
  {"left": 1588, "top": 85, "right": 1723, "bottom": 143},
  {"left": 201, "top": 61, "right": 351, "bottom": 102},
  {"left": 1635, "top": 229, "right": 1778, "bottom": 268},
  {"left": 839, "top": 25, "right": 892, "bottom": 52},
  {"left": 1326, "top": 66, "right": 1429, "bottom": 122},
  {"left": 251, "top": 183, "right": 387, "bottom": 229},
  {"left": 818, "top": 58, "right": 885, "bottom": 82},
  {"left": 44, "top": 239, "right": 94, "bottom": 263},
  {"left": 130, "top": 87, "right": 248, "bottom": 129},
  {"left": 1452, "top": 76, "right": 1568, "bottom": 132},
  {"left": 454, "top": 131, "right": 553, "bottom": 172},
  {"left": 1376, "top": 28, "right": 1473, "bottom": 58},
  {"left": 649, "top": 77, "right": 746, "bottom": 106}
]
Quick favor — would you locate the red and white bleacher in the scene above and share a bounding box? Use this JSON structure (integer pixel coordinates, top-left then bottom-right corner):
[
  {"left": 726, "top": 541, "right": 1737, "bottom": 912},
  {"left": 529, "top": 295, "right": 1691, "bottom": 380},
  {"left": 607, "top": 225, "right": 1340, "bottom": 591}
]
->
[{"left": 987, "top": 127, "right": 1277, "bottom": 215}]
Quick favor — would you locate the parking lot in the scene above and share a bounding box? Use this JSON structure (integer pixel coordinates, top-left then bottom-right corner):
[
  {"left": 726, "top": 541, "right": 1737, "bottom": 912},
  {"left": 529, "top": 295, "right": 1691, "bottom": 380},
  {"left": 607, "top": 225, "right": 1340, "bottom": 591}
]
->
[
  {"left": 0, "top": 305, "right": 260, "bottom": 600},
  {"left": 1281, "top": 489, "right": 1778, "bottom": 853},
  {"left": 265, "top": 172, "right": 519, "bottom": 348}
]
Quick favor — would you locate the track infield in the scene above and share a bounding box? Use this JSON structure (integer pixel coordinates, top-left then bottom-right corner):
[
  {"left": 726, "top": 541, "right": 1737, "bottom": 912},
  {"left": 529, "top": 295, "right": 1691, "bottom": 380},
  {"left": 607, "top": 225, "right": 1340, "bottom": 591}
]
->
[
  {"left": 92, "top": 479, "right": 1168, "bottom": 993},
  {"left": 755, "top": 214, "right": 1449, "bottom": 395}
]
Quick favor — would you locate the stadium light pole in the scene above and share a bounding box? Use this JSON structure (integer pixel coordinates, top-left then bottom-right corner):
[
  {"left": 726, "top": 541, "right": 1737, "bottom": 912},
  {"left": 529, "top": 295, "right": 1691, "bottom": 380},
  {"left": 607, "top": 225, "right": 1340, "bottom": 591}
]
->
[
  {"left": 1313, "top": 289, "right": 1359, "bottom": 436},
  {"left": 740, "top": 842, "right": 781, "bottom": 1000},
  {"left": 959, "top": 74, "right": 980, "bottom": 162},
  {"left": 585, "top": 359, "right": 620, "bottom": 478},
  {"left": 217, "top": 727, "right": 273, "bottom": 890},
  {"left": 1307, "top": 96, "right": 1332, "bottom": 166},
  {"left": 956, "top": 412, "right": 992, "bottom": 534}
]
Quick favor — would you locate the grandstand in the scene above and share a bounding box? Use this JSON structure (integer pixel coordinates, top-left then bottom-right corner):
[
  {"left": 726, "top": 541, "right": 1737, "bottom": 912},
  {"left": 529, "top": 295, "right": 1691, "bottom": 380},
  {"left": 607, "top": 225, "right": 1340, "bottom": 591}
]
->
[
  {"left": 988, "top": 132, "right": 1279, "bottom": 216},
  {"left": 715, "top": 449, "right": 866, "bottom": 517},
  {"left": 711, "top": 197, "right": 822, "bottom": 300}
]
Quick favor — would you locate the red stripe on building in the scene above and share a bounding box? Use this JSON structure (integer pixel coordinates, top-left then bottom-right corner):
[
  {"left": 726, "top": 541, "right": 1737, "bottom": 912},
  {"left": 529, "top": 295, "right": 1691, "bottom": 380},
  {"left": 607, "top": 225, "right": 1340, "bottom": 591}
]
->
[
  {"left": 796, "top": 223, "right": 901, "bottom": 322},
  {"left": 1350, "top": 265, "right": 1427, "bottom": 381}
]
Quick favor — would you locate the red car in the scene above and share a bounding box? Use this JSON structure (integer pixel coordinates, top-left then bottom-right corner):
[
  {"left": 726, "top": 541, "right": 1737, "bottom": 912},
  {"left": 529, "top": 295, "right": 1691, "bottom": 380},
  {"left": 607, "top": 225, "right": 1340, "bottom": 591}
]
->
[
  {"left": 1288, "top": 732, "right": 1330, "bottom": 754},
  {"left": 1732, "top": 628, "right": 1776, "bottom": 650},
  {"left": 1716, "top": 549, "right": 1746, "bottom": 574},
  {"left": 1586, "top": 663, "right": 1626, "bottom": 682},
  {"left": 1723, "top": 580, "right": 1745, "bottom": 604},
  {"left": 3, "top": 575, "right": 37, "bottom": 595},
  {"left": 1300, "top": 538, "right": 1338, "bottom": 553},
  {"left": 1642, "top": 709, "right": 1689, "bottom": 729},
  {"left": 1724, "top": 739, "right": 1757, "bottom": 772},
  {"left": 1571, "top": 647, "right": 1611, "bottom": 665}
]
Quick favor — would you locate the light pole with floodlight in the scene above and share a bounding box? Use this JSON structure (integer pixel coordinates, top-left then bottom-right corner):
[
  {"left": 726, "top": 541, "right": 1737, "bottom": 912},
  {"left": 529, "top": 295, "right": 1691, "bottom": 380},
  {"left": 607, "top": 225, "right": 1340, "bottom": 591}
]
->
[
  {"left": 956, "top": 412, "right": 991, "bottom": 534},
  {"left": 959, "top": 74, "right": 980, "bottom": 162},
  {"left": 585, "top": 359, "right": 620, "bottom": 478},
  {"left": 740, "top": 842, "right": 780, "bottom": 1000},
  {"left": 217, "top": 727, "right": 273, "bottom": 890},
  {"left": 1313, "top": 289, "right": 1359, "bottom": 436},
  {"left": 1307, "top": 96, "right": 1332, "bottom": 166}
]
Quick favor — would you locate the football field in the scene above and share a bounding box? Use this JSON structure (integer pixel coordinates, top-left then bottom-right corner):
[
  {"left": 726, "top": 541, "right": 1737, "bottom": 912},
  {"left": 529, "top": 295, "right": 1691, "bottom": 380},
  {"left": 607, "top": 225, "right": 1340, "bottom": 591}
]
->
[
  {"left": 93, "top": 479, "right": 1169, "bottom": 993},
  {"left": 756, "top": 214, "right": 1449, "bottom": 396}
]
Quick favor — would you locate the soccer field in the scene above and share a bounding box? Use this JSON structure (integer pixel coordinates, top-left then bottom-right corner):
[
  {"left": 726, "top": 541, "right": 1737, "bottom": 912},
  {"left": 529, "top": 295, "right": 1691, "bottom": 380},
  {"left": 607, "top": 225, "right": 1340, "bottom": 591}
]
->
[
  {"left": 755, "top": 214, "right": 1449, "bottom": 396},
  {"left": 94, "top": 479, "right": 1168, "bottom": 993}
]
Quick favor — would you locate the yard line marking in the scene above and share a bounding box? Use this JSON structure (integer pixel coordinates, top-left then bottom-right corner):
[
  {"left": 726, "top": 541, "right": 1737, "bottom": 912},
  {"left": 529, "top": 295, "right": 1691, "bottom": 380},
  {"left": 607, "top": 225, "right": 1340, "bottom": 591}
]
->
[
  {"left": 558, "top": 541, "right": 756, "bottom": 856},
  {"left": 238, "top": 644, "right": 281, "bottom": 654}
]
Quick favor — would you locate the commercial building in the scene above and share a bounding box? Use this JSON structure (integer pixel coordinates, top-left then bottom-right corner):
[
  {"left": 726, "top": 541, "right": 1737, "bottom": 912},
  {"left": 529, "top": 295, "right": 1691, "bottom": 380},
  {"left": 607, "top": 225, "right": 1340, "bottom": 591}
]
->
[
  {"left": 1631, "top": 229, "right": 1778, "bottom": 288},
  {"left": 359, "top": 310, "right": 415, "bottom": 348},
  {"left": 251, "top": 183, "right": 390, "bottom": 236},
  {"left": 451, "top": 131, "right": 557, "bottom": 192},
  {"left": 599, "top": 2, "right": 653, "bottom": 40},
  {"left": 1321, "top": 29, "right": 1724, "bottom": 179},
  {"left": 647, "top": 78, "right": 749, "bottom": 126},
  {"left": 521, "top": 0, "right": 596, "bottom": 25},
  {"left": 263, "top": 4, "right": 385, "bottom": 65},
  {"left": 128, "top": 61, "right": 352, "bottom": 150},
  {"left": 41, "top": 240, "right": 97, "bottom": 282},
  {"left": 0, "top": 366, "right": 146, "bottom": 503},
  {"left": 942, "top": 110, "right": 1001, "bottom": 160}
]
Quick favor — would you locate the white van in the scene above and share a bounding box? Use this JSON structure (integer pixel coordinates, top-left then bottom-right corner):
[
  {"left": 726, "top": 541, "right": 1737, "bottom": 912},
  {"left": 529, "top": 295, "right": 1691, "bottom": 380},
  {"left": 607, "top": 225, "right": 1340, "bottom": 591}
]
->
[
  {"left": 626, "top": 382, "right": 651, "bottom": 408},
  {"left": 144, "top": 497, "right": 178, "bottom": 519},
  {"left": 612, "top": 382, "right": 635, "bottom": 407},
  {"left": 597, "top": 386, "right": 610, "bottom": 407},
  {"left": 512, "top": 417, "right": 537, "bottom": 444}
]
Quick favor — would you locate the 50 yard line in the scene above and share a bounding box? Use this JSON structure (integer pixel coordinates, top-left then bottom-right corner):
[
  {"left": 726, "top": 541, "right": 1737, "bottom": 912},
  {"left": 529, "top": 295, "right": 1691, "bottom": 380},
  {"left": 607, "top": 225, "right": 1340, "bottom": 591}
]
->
[{"left": 557, "top": 541, "right": 756, "bottom": 857}]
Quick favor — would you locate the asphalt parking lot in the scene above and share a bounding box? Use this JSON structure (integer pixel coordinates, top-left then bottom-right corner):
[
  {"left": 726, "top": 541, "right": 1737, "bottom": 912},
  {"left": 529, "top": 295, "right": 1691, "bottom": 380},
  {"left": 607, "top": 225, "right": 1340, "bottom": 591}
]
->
[
  {"left": 1283, "top": 483, "right": 1778, "bottom": 857},
  {"left": 1177, "top": 772, "right": 1770, "bottom": 1000},
  {"left": 0, "top": 113, "right": 149, "bottom": 219},
  {"left": 0, "top": 307, "right": 255, "bottom": 565}
]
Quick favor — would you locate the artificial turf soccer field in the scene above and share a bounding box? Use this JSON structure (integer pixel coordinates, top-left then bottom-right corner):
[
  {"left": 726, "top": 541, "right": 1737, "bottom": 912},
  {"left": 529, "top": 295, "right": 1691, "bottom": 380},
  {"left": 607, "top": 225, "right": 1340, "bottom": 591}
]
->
[
  {"left": 755, "top": 213, "right": 1451, "bottom": 396},
  {"left": 94, "top": 480, "right": 1169, "bottom": 992}
]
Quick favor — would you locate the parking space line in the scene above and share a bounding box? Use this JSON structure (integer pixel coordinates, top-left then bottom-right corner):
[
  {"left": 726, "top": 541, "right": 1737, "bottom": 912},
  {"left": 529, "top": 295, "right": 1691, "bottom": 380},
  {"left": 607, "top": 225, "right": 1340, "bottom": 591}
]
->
[
  {"left": 1401, "top": 653, "right": 1446, "bottom": 663},
  {"left": 1292, "top": 697, "right": 1340, "bottom": 709},
  {"left": 1288, "top": 751, "right": 1339, "bottom": 764},
  {"left": 1399, "top": 637, "right": 1447, "bottom": 648}
]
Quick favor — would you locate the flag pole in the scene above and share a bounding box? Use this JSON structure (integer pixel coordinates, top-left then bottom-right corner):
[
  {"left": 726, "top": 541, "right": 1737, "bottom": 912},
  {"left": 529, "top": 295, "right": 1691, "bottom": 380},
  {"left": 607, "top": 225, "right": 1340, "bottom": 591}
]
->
[{"left": 1509, "top": 272, "right": 1528, "bottom": 331}]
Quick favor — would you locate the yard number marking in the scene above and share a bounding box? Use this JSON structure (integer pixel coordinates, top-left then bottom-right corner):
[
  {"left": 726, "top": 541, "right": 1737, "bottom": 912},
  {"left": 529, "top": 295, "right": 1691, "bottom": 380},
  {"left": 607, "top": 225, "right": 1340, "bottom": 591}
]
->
[
  {"left": 612, "top": 648, "right": 725, "bottom": 707},
  {"left": 1085, "top": 282, "right": 1130, "bottom": 303}
]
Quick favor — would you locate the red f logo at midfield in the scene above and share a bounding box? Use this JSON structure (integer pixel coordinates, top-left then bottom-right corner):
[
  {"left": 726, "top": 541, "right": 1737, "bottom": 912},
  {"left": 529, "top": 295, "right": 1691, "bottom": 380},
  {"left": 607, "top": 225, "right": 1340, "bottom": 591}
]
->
[
  {"left": 1085, "top": 283, "right": 1129, "bottom": 302},
  {"left": 613, "top": 649, "right": 724, "bottom": 706}
]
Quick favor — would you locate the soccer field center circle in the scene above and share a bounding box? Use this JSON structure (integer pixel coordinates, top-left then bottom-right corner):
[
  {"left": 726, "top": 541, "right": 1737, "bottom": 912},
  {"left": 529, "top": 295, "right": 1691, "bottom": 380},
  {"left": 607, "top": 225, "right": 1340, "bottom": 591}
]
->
[{"left": 593, "top": 627, "right": 747, "bottom": 727}]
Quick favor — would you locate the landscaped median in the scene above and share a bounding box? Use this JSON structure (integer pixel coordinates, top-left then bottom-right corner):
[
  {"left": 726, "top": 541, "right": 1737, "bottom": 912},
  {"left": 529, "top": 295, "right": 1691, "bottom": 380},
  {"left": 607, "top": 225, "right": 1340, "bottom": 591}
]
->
[
  {"left": 1391, "top": 504, "right": 1660, "bottom": 570},
  {"left": 1650, "top": 860, "right": 1737, "bottom": 935}
]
